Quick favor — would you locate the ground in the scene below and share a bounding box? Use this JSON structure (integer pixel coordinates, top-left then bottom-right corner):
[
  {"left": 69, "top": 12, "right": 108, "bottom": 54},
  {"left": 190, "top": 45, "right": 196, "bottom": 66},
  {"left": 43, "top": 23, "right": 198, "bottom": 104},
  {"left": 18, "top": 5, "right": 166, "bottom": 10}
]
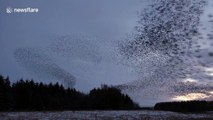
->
[{"left": 0, "top": 110, "right": 213, "bottom": 120}]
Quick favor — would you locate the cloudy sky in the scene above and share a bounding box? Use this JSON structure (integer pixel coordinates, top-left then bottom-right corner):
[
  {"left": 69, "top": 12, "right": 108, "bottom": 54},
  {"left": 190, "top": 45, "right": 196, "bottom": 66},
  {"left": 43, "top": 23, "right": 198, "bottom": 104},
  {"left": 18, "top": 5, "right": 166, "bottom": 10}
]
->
[
  {"left": 0, "top": 0, "right": 146, "bottom": 90},
  {"left": 1, "top": 0, "right": 213, "bottom": 106}
]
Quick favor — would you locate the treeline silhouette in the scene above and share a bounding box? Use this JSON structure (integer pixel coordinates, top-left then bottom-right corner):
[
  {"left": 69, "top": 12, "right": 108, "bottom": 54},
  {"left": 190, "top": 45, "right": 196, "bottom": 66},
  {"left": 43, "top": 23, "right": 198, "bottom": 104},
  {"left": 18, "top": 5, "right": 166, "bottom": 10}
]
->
[
  {"left": 154, "top": 100, "right": 213, "bottom": 112},
  {"left": 0, "top": 75, "right": 139, "bottom": 111}
]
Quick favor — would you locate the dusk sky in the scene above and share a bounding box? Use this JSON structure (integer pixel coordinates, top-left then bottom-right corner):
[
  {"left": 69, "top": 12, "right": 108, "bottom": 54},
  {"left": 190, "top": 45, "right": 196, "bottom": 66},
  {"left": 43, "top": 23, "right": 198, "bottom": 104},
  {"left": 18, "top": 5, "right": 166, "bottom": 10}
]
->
[
  {"left": 1, "top": 0, "right": 213, "bottom": 106},
  {"left": 0, "top": 0, "right": 145, "bottom": 86}
]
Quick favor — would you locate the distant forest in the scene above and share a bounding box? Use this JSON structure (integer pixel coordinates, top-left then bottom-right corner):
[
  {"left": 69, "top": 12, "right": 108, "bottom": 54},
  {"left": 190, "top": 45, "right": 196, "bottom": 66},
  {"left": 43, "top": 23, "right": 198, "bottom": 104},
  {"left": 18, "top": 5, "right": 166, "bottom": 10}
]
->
[
  {"left": 1, "top": 75, "right": 213, "bottom": 112},
  {"left": 0, "top": 75, "right": 139, "bottom": 111},
  {"left": 154, "top": 101, "right": 213, "bottom": 112}
]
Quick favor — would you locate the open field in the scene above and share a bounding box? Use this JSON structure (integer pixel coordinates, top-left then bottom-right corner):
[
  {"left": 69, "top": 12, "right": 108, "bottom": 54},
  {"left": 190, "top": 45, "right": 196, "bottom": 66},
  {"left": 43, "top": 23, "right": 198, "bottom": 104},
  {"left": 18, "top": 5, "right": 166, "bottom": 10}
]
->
[{"left": 0, "top": 110, "right": 213, "bottom": 120}]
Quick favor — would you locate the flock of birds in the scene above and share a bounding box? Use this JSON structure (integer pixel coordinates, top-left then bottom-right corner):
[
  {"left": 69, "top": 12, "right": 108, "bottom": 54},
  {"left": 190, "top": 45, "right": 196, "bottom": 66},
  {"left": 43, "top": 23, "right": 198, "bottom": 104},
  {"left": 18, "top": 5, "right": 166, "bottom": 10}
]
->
[
  {"left": 14, "top": 48, "right": 76, "bottom": 88},
  {"left": 118, "top": 0, "right": 213, "bottom": 103},
  {"left": 14, "top": 0, "right": 213, "bottom": 104}
]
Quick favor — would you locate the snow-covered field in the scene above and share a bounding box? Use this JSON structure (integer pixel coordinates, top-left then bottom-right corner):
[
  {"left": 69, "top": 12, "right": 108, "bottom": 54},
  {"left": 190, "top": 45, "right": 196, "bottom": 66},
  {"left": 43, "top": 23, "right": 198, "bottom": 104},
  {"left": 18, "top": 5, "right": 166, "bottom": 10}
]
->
[{"left": 0, "top": 110, "right": 213, "bottom": 120}]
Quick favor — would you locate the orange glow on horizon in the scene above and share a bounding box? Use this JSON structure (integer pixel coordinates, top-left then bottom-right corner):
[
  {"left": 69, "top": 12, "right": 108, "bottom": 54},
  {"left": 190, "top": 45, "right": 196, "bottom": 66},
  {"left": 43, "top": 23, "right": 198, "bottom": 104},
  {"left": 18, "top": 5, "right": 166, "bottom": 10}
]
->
[{"left": 171, "top": 92, "right": 211, "bottom": 101}]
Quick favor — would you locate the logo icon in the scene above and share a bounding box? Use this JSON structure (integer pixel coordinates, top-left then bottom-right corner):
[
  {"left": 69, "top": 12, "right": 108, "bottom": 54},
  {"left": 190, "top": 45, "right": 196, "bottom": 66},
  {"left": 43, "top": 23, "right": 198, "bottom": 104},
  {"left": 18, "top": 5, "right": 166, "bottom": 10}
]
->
[{"left": 6, "top": 7, "right": 13, "bottom": 13}]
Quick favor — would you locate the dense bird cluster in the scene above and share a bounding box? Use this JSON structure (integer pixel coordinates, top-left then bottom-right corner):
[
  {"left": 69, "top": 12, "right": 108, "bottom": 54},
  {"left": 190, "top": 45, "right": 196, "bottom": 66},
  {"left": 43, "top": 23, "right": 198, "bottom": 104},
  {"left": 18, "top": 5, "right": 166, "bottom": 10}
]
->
[
  {"left": 118, "top": 0, "right": 213, "bottom": 102},
  {"left": 14, "top": 48, "right": 76, "bottom": 88}
]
